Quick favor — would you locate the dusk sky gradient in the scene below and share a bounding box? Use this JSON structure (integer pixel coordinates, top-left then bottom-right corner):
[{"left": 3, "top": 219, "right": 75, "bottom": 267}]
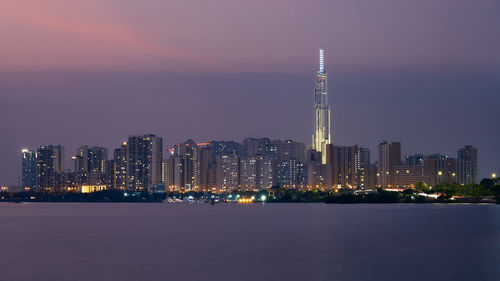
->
[{"left": 1, "top": 0, "right": 499, "bottom": 184}]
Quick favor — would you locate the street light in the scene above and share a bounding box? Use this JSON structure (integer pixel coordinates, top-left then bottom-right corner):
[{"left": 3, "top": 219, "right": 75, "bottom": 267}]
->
[{"left": 492, "top": 173, "right": 497, "bottom": 179}]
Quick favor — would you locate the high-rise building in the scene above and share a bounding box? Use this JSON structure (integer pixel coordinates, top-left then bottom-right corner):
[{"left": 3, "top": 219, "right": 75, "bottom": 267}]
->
[
  {"left": 87, "top": 146, "right": 108, "bottom": 174},
  {"left": 216, "top": 154, "right": 240, "bottom": 192},
  {"left": 106, "top": 159, "right": 116, "bottom": 189},
  {"left": 307, "top": 161, "right": 332, "bottom": 190},
  {"left": 166, "top": 155, "right": 183, "bottom": 191},
  {"left": 278, "top": 159, "right": 305, "bottom": 188},
  {"left": 330, "top": 145, "right": 369, "bottom": 189},
  {"left": 394, "top": 164, "right": 427, "bottom": 188},
  {"left": 239, "top": 156, "right": 258, "bottom": 190},
  {"left": 243, "top": 138, "right": 277, "bottom": 158},
  {"left": 356, "top": 147, "right": 371, "bottom": 189},
  {"left": 312, "top": 48, "right": 332, "bottom": 164},
  {"left": 377, "top": 141, "right": 401, "bottom": 188},
  {"left": 72, "top": 146, "right": 108, "bottom": 188},
  {"left": 36, "top": 145, "right": 64, "bottom": 192},
  {"left": 161, "top": 159, "right": 168, "bottom": 184},
  {"left": 111, "top": 142, "right": 128, "bottom": 190},
  {"left": 392, "top": 154, "right": 427, "bottom": 188},
  {"left": 167, "top": 140, "right": 210, "bottom": 191},
  {"left": 209, "top": 141, "right": 242, "bottom": 163},
  {"left": 457, "top": 145, "right": 478, "bottom": 185},
  {"left": 274, "top": 140, "right": 305, "bottom": 162},
  {"left": 171, "top": 140, "right": 200, "bottom": 191},
  {"left": 198, "top": 146, "right": 211, "bottom": 191},
  {"left": 126, "top": 134, "right": 162, "bottom": 190},
  {"left": 425, "top": 154, "right": 456, "bottom": 186},
  {"left": 367, "top": 164, "right": 378, "bottom": 189},
  {"left": 275, "top": 140, "right": 306, "bottom": 188},
  {"left": 405, "top": 154, "right": 424, "bottom": 166},
  {"left": 256, "top": 156, "right": 278, "bottom": 189},
  {"left": 21, "top": 149, "right": 37, "bottom": 190}
]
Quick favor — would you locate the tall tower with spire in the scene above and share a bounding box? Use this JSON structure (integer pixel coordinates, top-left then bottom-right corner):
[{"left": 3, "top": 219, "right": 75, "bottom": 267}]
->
[{"left": 312, "top": 48, "right": 331, "bottom": 164}]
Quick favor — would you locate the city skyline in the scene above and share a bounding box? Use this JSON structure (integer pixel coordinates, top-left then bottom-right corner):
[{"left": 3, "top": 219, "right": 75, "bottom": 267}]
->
[
  {"left": 1, "top": 3, "right": 498, "bottom": 281},
  {"left": 1, "top": 0, "right": 499, "bottom": 185},
  {"left": 11, "top": 50, "right": 486, "bottom": 192}
]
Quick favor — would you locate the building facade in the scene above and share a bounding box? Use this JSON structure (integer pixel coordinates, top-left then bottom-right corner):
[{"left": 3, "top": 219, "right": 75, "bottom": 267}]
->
[
  {"left": 126, "top": 134, "right": 162, "bottom": 190},
  {"left": 377, "top": 141, "right": 401, "bottom": 188},
  {"left": 312, "top": 48, "right": 332, "bottom": 164},
  {"left": 216, "top": 154, "right": 240, "bottom": 192},
  {"left": 36, "top": 145, "right": 64, "bottom": 192},
  {"left": 21, "top": 149, "right": 37, "bottom": 190},
  {"left": 457, "top": 145, "right": 478, "bottom": 185}
]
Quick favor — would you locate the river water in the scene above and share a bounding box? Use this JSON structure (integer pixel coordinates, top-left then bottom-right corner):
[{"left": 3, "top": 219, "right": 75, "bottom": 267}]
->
[{"left": 0, "top": 203, "right": 498, "bottom": 281}]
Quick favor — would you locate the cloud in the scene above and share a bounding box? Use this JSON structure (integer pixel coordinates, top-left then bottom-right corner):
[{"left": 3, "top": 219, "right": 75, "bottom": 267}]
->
[{"left": 0, "top": 0, "right": 181, "bottom": 70}]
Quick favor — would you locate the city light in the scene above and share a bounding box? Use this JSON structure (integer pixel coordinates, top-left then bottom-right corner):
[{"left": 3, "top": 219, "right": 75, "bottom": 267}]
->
[{"left": 238, "top": 198, "right": 253, "bottom": 203}]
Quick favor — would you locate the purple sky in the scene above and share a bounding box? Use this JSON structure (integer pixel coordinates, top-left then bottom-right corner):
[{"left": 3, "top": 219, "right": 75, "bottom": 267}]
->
[{"left": 1, "top": 0, "right": 499, "bottom": 184}]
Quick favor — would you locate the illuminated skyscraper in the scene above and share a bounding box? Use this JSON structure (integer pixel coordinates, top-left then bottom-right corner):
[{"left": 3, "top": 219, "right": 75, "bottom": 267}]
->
[
  {"left": 21, "top": 149, "right": 37, "bottom": 190},
  {"left": 111, "top": 142, "right": 128, "bottom": 190},
  {"left": 170, "top": 140, "right": 200, "bottom": 191},
  {"left": 36, "top": 145, "right": 64, "bottom": 192},
  {"left": 126, "top": 134, "right": 162, "bottom": 190},
  {"left": 77, "top": 146, "right": 108, "bottom": 174},
  {"left": 312, "top": 48, "right": 331, "bottom": 164},
  {"left": 216, "top": 154, "right": 240, "bottom": 192}
]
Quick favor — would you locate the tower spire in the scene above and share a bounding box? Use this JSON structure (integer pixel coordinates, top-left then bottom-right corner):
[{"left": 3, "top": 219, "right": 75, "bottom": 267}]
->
[{"left": 319, "top": 48, "right": 324, "bottom": 73}]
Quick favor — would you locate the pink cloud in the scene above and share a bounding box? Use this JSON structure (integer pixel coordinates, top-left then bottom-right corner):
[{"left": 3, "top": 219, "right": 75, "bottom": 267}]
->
[{"left": 0, "top": 0, "right": 183, "bottom": 70}]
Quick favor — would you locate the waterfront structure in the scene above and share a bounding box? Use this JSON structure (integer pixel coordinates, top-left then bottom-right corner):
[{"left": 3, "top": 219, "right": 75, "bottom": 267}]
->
[
  {"left": 312, "top": 48, "right": 332, "bottom": 164},
  {"left": 457, "top": 145, "right": 478, "bottom": 185},
  {"left": 377, "top": 141, "right": 401, "bottom": 188},
  {"left": 21, "top": 149, "right": 37, "bottom": 190},
  {"left": 17, "top": 133, "right": 485, "bottom": 193},
  {"left": 36, "top": 145, "right": 64, "bottom": 192}
]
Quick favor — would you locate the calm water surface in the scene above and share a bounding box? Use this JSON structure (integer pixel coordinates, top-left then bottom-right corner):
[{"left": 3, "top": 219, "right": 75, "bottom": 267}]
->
[{"left": 0, "top": 203, "right": 498, "bottom": 281}]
